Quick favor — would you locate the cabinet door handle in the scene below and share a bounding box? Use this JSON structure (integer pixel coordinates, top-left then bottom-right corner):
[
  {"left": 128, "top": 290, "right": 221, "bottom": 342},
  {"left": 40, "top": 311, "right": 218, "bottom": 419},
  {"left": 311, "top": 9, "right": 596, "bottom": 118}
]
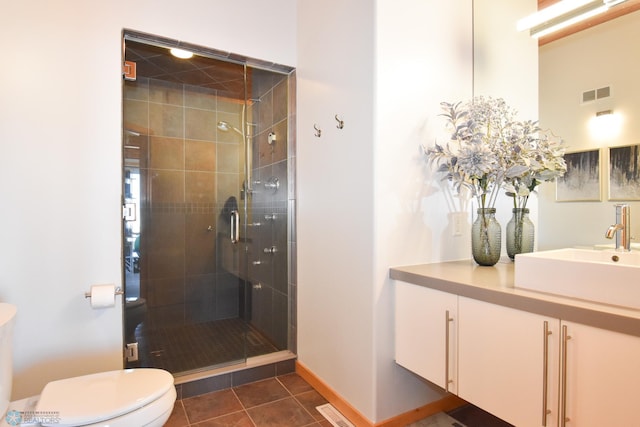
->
[
  {"left": 445, "top": 310, "right": 454, "bottom": 392},
  {"left": 542, "top": 321, "right": 552, "bottom": 426},
  {"left": 561, "top": 325, "right": 572, "bottom": 426}
]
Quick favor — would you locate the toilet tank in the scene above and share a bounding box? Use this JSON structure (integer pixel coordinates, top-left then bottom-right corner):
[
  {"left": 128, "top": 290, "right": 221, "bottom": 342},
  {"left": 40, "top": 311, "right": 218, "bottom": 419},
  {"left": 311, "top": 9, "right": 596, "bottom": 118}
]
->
[{"left": 0, "top": 303, "right": 17, "bottom": 418}]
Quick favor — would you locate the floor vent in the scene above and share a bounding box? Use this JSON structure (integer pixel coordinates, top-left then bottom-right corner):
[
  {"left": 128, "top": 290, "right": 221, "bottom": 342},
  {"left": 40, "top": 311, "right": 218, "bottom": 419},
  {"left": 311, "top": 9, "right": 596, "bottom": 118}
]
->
[{"left": 316, "top": 403, "right": 355, "bottom": 427}]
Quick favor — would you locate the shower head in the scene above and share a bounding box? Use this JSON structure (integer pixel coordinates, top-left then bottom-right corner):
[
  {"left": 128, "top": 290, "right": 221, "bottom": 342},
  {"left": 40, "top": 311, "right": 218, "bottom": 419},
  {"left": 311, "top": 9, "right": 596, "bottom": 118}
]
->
[{"left": 217, "top": 121, "right": 243, "bottom": 136}]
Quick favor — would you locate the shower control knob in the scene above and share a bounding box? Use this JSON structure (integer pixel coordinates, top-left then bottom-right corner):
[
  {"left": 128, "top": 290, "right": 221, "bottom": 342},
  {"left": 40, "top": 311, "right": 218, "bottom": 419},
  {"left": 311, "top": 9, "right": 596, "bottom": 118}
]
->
[
  {"left": 264, "top": 177, "right": 279, "bottom": 192},
  {"left": 263, "top": 246, "right": 278, "bottom": 254},
  {"left": 264, "top": 214, "right": 277, "bottom": 221},
  {"left": 253, "top": 283, "right": 263, "bottom": 290},
  {"left": 252, "top": 260, "right": 262, "bottom": 265}
]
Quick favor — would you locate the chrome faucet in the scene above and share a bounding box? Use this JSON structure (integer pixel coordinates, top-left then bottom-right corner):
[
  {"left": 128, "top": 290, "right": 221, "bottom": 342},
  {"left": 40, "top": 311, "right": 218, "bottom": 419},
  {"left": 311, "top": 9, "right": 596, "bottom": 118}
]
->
[{"left": 605, "top": 204, "right": 631, "bottom": 251}]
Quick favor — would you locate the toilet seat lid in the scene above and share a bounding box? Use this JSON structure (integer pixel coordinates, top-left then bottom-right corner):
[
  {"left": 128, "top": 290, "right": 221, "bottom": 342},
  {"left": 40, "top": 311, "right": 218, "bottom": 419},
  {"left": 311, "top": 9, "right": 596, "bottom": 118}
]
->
[{"left": 36, "top": 368, "right": 173, "bottom": 426}]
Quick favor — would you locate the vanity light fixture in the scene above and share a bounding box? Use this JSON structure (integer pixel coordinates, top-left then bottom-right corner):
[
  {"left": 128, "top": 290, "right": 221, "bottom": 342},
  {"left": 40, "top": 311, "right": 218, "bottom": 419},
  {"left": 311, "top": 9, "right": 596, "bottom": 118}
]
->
[
  {"left": 169, "top": 47, "right": 193, "bottom": 59},
  {"left": 589, "top": 109, "right": 622, "bottom": 139},
  {"left": 517, "top": 0, "right": 628, "bottom": 39}
]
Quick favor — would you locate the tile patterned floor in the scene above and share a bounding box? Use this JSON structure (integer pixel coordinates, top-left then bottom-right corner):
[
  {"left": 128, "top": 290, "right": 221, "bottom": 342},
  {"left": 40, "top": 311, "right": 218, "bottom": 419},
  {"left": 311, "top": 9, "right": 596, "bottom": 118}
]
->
[
  {"left": 165, "top": 373, "right": 332, "bottom": 427},
  {"left": 164, "top": 373, "right": 512, "bottom": 427}
]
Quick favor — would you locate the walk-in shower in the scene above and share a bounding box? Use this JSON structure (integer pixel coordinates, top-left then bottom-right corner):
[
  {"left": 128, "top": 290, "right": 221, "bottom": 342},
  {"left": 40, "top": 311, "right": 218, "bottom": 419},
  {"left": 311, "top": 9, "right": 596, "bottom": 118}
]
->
[{"left": 121, "top": 31, "right": 296, "bottom": 377}]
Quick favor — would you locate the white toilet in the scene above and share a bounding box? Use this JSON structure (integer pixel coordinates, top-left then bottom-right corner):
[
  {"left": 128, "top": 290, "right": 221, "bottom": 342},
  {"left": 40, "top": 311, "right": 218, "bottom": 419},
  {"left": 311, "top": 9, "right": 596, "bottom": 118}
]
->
[{"left": 0, "top": 303, "right": 176, "bottom": 427}]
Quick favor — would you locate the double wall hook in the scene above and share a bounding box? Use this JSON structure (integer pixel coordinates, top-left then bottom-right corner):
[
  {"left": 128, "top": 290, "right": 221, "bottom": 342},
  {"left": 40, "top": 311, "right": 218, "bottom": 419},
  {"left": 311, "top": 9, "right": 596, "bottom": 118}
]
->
[
  {"left": 314, "top": 124, "right": 322, "bottom": 138},
  {"left": 335, "top": 114, "right": 344, "bottom": 129}
]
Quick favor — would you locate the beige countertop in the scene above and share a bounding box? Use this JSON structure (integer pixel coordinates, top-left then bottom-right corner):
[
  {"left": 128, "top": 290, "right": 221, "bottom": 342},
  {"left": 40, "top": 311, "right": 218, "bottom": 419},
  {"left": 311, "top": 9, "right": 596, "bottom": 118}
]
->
[{"left": 390, "top": 258, "right": 640, "bottom": 337}]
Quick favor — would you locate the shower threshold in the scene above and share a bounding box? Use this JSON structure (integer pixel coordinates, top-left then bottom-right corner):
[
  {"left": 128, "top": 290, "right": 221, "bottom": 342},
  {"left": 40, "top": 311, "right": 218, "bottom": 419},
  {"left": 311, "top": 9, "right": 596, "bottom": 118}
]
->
[{"left": 173, "top": 350, "right": 297, "bottom": 385}]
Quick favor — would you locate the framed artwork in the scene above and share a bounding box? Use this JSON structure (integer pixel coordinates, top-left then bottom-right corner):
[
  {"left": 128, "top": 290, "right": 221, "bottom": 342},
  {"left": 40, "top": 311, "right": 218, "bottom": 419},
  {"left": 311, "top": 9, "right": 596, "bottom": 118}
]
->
[
  {"left": 556, "top": 149, "right": 601, "bottom": 202},
  {"left": 609, "top": 144, "right": 640, "bottom": 200}
]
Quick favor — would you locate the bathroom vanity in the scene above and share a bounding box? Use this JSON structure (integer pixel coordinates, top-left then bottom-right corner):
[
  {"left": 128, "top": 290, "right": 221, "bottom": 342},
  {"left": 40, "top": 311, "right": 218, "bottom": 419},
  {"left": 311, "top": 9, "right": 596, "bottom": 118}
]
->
[{"left": 391, "top": 259, "right": 640, "bottom": 427}]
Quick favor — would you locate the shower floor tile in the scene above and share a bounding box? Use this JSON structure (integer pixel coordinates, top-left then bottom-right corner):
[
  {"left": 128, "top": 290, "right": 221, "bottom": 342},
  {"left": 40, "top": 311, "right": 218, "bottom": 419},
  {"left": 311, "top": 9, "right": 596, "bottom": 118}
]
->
[{"left": 129, "top": 317, "right": 278, "bottom": 374}]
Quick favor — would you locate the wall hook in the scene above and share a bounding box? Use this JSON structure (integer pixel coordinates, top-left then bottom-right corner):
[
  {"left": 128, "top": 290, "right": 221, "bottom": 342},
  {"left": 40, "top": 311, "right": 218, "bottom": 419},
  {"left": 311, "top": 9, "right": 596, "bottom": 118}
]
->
[
  {"left": 335, "top": 114, "right": 344, "bottom": 129},
  {"left": 314, "top": 124, "right": 322, "bottom": 138}
]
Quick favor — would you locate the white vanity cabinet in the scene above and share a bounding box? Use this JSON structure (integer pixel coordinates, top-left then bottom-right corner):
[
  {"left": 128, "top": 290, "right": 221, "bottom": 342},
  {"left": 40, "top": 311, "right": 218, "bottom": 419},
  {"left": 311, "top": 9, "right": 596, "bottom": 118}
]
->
[
  {"left": 458, "top": 297, "right": 560, "bottom": 427},
  {"left": 559, "top": 321, "right": 640, "bottom": 426},
  {"left": 394, "top": 278, "right": 640, "bottom": 426},
  {"left": 395, "top": 281, "right": 458, "bottom": 393},
  {"left": 458, "top": 298, "right": 640, "bottom": 427}
]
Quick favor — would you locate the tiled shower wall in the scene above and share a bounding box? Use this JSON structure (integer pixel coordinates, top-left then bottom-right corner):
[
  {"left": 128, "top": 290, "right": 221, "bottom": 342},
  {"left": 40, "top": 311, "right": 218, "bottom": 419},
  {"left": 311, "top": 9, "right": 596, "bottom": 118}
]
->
[
  {"left": 124, "top": 77, "right": 246, "bottom": 329},
  {"left": 245, "top": 70, "right": 295, "bottom": 351}
]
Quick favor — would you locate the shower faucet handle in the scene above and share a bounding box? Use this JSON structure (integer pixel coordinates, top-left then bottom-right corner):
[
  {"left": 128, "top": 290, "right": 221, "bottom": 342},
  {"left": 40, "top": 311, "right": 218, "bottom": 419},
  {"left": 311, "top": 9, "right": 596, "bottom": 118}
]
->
[{"left": 264, "top": 177, "right": 279, "bottom": 192}]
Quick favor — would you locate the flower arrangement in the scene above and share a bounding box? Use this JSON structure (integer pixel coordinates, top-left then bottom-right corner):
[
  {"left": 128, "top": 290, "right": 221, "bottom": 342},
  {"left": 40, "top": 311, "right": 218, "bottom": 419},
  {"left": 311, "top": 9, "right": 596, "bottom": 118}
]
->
[
  {"left": 501, "top": 122, "right": 567, "bottom": 210},
  {"left": 424, "top": 96, "right": 567, "bottom": 210}
]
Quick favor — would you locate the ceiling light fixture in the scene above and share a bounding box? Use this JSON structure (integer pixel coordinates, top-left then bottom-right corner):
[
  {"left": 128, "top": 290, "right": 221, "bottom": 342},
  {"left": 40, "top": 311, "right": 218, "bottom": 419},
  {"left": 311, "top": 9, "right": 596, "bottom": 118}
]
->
[
  {"left": 169, "top": 47, "right": 193, "bottom": 59},
  {"left": 517, "top": 0, "right": 628, "bottom": 39}
]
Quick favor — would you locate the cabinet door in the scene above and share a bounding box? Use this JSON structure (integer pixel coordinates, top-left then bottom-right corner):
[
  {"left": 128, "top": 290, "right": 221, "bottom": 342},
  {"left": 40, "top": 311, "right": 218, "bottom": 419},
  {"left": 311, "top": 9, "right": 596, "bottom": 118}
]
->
[
  {"left": 458, "top": 297, "right": 560, "bottom": 427},
  {"left": 395, "top": 282, "right": 458, "bottom": 393},
  {"left": 561, "top": 321, "right": 640, "bottom": 426}
]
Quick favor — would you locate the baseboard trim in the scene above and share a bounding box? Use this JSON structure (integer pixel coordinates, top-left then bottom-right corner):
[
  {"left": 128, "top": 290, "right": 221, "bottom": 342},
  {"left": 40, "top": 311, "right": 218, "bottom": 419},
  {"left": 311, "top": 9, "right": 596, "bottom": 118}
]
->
[{"left": 295, "top": 361, "right": 466, "bottom": 427}]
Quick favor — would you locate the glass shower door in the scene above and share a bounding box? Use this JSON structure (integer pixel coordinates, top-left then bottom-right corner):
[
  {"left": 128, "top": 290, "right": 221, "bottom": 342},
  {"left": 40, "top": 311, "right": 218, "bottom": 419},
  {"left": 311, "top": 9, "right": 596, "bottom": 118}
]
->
[
  {"left": 122, "top": 33, "right": 292, "bottom": 376},
  {"left": 122, "top": 38, "right": 251, "bottom": 374}
]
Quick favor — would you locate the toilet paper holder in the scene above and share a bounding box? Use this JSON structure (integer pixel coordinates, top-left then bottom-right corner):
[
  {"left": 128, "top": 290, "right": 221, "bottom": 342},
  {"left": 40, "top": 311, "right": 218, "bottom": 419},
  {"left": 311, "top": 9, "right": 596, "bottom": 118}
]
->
[{"left": 84, "top": 287, "right": 124, "bottom": 299}]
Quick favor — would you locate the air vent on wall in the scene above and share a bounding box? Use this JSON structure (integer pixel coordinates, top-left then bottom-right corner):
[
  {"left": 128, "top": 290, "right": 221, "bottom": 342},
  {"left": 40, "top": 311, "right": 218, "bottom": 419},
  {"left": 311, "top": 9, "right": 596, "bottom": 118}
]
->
[
  {"left": 582, "top": 86, "right": 611, "bottom": 103},
  {"left": 597, "top": 86, "right": 610, "bottom": 99},
  {"left": 583, "top": 90, "right": 596, "bottom": 103}
]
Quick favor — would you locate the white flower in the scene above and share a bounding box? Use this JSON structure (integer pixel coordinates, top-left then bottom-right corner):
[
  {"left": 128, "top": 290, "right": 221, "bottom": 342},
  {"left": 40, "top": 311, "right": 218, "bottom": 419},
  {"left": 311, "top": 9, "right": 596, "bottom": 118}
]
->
[
  {"left": 424, "top": 97, "right": 567, "bottom": 210},
  {"left": 457, "top": 142, "right": 498, "bottom": 180}
]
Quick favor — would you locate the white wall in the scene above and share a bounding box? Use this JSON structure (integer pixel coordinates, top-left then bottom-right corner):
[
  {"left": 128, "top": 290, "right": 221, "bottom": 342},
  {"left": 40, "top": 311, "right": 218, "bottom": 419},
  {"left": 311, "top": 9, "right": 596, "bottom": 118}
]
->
[
  {"left": 297, "top": 0, "right": 473, "bottom": 422},
  {"left": 538, "top": 11, "right": 640, "bottom": 249},
  {"left": 297, "top": 0, "right": 377, "bottom": 418},
  {"left": 0, "top": 0, "right": 296, "bottom": 399},
  {"left": 374, "top": 0, "right": 473, "bottom": 421}
]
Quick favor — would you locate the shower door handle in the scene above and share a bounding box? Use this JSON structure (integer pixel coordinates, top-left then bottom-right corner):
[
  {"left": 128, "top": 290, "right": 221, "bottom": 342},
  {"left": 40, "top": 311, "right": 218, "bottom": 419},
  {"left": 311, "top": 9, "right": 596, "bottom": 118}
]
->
[{"left": 230, "top": 210, "right": 239, "bottom": 244}]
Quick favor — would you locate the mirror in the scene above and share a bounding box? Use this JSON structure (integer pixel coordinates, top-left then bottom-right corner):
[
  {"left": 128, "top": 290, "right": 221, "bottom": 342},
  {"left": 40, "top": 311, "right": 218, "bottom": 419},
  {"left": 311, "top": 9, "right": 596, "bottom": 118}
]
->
[
  {"left": 537, "top": 8, "right": 640, "bottom": 250},
  {"left": 474, "top": 2, "right": 640, "bottom": 250}
]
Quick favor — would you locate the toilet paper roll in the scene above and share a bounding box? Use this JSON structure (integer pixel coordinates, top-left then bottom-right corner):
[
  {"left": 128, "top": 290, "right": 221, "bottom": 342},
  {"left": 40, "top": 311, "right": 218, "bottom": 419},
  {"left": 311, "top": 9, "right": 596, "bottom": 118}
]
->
[{"left": 90, "top": 284, "right": 116, "bottom": 309}]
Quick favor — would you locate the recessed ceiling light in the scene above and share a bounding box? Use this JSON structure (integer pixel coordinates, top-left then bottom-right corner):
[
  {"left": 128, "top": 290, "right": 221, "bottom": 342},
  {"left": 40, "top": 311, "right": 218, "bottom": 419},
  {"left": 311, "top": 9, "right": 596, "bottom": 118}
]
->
[{"left": 170, "top": 48, "right": 193, "bottom": 59}]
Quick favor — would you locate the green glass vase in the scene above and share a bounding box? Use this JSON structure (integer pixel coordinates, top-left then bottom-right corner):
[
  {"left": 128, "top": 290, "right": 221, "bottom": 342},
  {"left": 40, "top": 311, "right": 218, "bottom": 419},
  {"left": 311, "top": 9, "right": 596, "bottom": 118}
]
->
[
  {"left": 472, "top": 208, "right": 501, "bottom": 266},
  {"left": 506, "top": 208, "right": 534, "bottom": 260}
]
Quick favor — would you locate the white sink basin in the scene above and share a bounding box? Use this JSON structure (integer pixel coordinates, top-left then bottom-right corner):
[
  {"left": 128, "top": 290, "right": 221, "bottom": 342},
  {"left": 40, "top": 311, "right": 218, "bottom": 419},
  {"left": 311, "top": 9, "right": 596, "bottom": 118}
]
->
[{"left": 514, "top": 248, "right": 640, "bottom": 310}]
